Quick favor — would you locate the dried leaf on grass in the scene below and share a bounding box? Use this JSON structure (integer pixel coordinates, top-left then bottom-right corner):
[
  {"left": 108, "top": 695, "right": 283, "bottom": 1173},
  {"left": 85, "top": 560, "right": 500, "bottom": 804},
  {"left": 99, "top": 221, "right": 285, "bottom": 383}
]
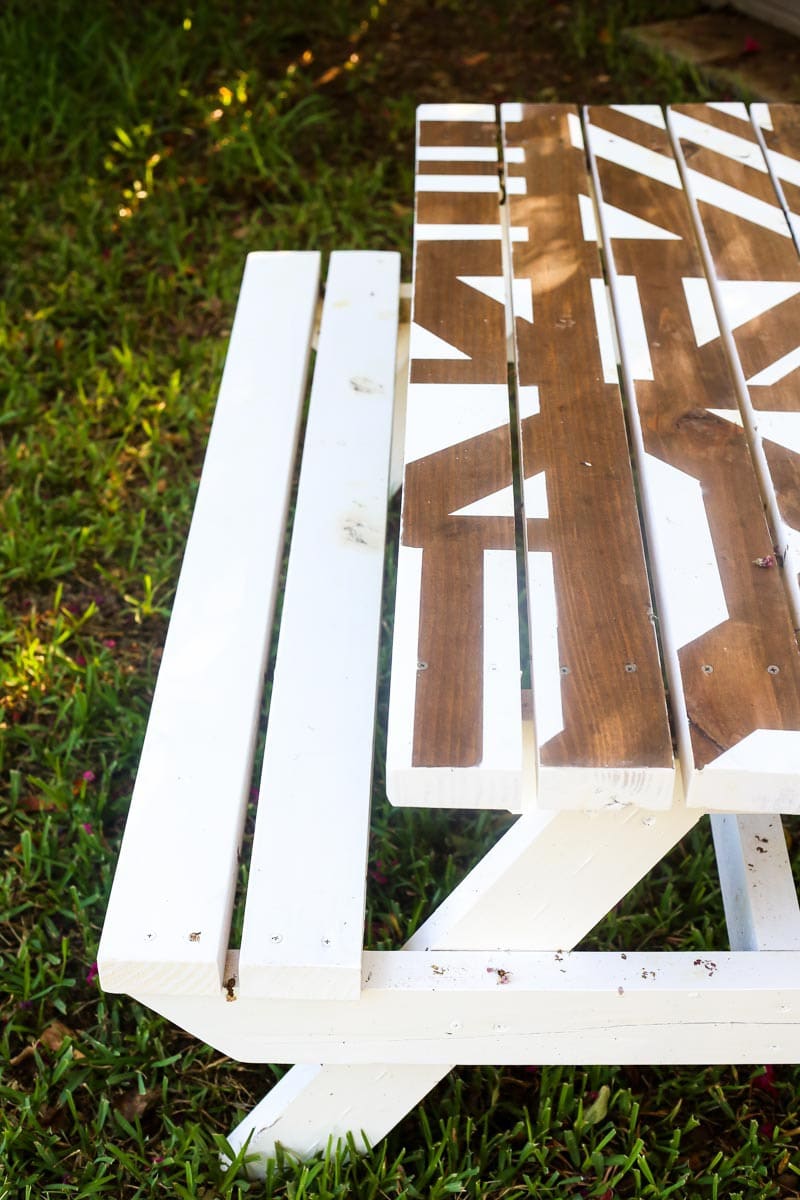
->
[
  {"left": 115, "top": 1088, "right": 160, "bottom": 1121},
  {"left": 9, "top": 1020, "right": 84, "bottom": 1066}
]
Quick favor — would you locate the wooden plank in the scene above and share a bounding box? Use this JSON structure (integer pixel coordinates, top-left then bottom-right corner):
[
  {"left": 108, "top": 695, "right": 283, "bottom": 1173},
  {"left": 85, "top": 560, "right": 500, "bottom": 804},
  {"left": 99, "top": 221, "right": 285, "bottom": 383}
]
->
[
  {"left": 134, "top": 948, "right": 800, "bottom": 1065},
  {"left": 97, "top": 252, "right": 320, "bottom": 996},
  {"left": 387, "top": 103, "right": 526, "bottom": 811},
  {"left": 585, "top": 104, "right": 800, "bottom": 814},
  {"left": 500, "top": 103, "right": 674, "bottom": 811},
  {"left": 750, "top": 103, "right": 800, "bottom": 250},
  {"left": 237, "top": 252, "right": 399, "bottom": 1001}
]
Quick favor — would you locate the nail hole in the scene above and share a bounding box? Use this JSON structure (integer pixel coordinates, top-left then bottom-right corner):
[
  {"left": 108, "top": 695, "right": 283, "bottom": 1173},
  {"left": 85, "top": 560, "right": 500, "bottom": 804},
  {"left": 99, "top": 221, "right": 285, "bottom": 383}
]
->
[
  {"left": 625, "top": 662, "right": 637, "bottom": 673},
  {"left": 417, "top": 661, "right": 428, "bottom": 671},
  {"left": 702, "top": 664, "right": 713, "bottom": 674},
  {"left": 560, "top": 665, "right": 570, "bottom": 676}
]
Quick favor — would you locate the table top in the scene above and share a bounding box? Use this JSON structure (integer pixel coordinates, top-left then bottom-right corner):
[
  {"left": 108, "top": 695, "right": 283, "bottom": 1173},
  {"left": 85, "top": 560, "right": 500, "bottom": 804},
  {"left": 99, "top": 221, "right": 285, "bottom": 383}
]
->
[{"left": 386, "top": 102, "right": 800, "bottom": 817}]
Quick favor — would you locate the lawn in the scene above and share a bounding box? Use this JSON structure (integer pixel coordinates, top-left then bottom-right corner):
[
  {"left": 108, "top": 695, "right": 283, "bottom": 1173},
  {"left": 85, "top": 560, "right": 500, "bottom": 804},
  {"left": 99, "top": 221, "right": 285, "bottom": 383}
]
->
[{"left": 2, "top": 0, "right": 800, "bottom": 1195}]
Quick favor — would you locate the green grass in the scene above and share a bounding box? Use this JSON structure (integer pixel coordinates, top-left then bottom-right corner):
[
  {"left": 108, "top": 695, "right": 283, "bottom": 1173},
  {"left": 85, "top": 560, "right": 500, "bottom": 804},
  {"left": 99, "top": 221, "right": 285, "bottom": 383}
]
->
[{"left": 2, "top": 0, "right": 800, "bottom": 1194}]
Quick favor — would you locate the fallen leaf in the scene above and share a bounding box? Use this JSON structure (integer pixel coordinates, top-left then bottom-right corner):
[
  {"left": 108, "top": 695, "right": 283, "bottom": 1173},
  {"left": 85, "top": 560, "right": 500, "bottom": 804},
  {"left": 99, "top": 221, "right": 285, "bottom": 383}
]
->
[
  {"left": 115, "top": 1088, "right": 160, "bottom": 1121},
  {"left": 462, "top": 52, "right": 489, "bottom": 67},
  {"left": 41, "top": 1020, "right": 85, "bottom": 1059}
]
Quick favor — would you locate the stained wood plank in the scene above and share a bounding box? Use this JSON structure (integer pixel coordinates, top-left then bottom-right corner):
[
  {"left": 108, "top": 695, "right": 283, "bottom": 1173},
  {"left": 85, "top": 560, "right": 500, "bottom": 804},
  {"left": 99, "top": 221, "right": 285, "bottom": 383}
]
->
[
  {"left": 585, "top": 105, "right": 800, "bottom": 813},
  {"left": 238, "top": 252, "right": 399, "bottom": 1001},
  {"left": 387, "top": 103, "right": 526, "bottom": 811},
  {"left": 98, "top": 252, "right": 320, "bottom": 996},
  {"left": 501, "top": 103, "right": 674, "bottom": 810}
]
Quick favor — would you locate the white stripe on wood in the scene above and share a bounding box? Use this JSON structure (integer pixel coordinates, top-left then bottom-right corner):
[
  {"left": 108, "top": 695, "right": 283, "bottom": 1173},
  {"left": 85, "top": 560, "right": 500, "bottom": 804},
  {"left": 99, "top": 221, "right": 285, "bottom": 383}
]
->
[
  {"left": 417, "top": 103, "right": 495, "bottom": 122},
  {"left": 238, "top": 251, "right": 399, "bottom": 1001},
  {"left": 528, "top": 551, "right": 564, "bottom": 748},
  {"left": 684, "top": 168, "right": 793, "bottom": 237},
  {"left": 669, "top": 109, "right": 767, "bottom": 173},
  {"left": 589, "top": 278, "right": 620, "bottom": 382},
  {"left": 415, "top": 174, "right": 501, "bottom": 193},
  {"left": 416, "top": 145, "right": 498, "bottom": 162},
  {"left": 98, "top": 252, "right": 321, "bottom": 996},
  {"left": 586, "top": 124, "right": 682, "bottom": 189},
  {"left": 415, "top": 224, "right": 530, "bottom": 241}
]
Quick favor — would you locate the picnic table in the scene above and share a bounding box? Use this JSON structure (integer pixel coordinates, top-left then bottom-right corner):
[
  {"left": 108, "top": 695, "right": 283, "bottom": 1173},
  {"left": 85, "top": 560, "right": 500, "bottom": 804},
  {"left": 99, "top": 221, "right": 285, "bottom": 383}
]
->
[{"left": 98, "top": 103, "right": 800, "bottom": 1178}]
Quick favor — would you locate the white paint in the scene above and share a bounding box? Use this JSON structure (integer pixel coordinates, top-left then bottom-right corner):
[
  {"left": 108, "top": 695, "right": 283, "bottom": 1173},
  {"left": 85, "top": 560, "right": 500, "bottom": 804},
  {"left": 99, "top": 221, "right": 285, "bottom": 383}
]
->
[
  {"left": 481, "top": 550, "right": 524, "bottom": 772},
  {"left": 97, "top": 252, "right": 321, "bottom": 997},
  {"left": 504, "top": 146, "right": 525, "bottom": 164},
  {"left": 415, "top": 174, "right": 500, "bottom": 193},
  {"left": 670, "top": 109, "right": 767, "bottom": 172},
  {"left": 748, "top": 345, "right": 800, "bottom": 386},
  {"left": 735, "top": 408, "right": 800, "bottom": 452},
  {"left": 450, "top": 471, "right": 546, "bottom": 519},
  {"left": 682, "top": 276, "right": 721, "bottom": 346},
  {"left": 457, "top": 275, "right": 534, "bottom": 324},
  {"left": 610, "top": 104, "right": 666, "bottom": 129},
  {"left": 226, "top": 1064, "right": 445, "bottom": 1174},
  {"left": 417, "top": 145, "right": 498, "bottom": 162},
  {"left": 749, "top": 103, "right": 774, "bottom": 131},
  {"left": 717, "top": 279, "right": 800, "bottom": 332},
  {"left": 385, "top": 544, "right": 423, "bottom": 782},
  {"left": 568, "top": 111, "right": 584, "bottom": 150},
  {"left": 518, "top": 385, "right": 540, "bottom": 419},
  {"left": 711, "top": 814, "right": 800, "bottom": 952},
  {"left": 415, "top": 224, "right": 529, "bottom": 241},
  {"left": 585, "top": 122, "right": 682, "bottom": 189},
  {"left": 590, "top": 278, "right": 621, "bottom": 383},
  {"left": 136, "top": 947, "right": 800, "bottom": 1066},
  {"left": 410, "top": 322, "right": 471, "bottom": 361},
  {"left": 238, "top": 252, "right": 399, "bottom": 1002},
  {"left": 402, "top": 383, "right": 511, "bottom": 464},
  {"left": 613, "top": 276, "right": 654, "bottom": 380},
  {"left": 417, "top": 103, "right": 495, "bottom": 122},
  {"left": 501, "top": 102, "right": 524, "bottom": 123},
  {"left": 505, "top": 176, "right": 527, "bottom": 195},
  {"left": 684, "top": 168, "right": 792, "bottom": 237},
  {"left": 604, "top": 199, "right": 681, "bottom": 240},
  {"left": 579, "top": 193, "right": 598, "bottom": 241},
  {"left": 693, "top": 730, "right": 800, "bottom": 813},
  {"left": 528, "top": 551, "right": 564, "bottom": 747},
  {"left": 641, "top": 454, "right": 729, "bottom": 650}
]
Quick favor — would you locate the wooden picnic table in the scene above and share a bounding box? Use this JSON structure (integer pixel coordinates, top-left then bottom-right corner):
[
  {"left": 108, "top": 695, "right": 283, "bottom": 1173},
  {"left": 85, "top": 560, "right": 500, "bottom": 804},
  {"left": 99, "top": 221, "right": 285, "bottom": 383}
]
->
[{"left": 99, "top": 103, "right": 800, "bottom": 1177}]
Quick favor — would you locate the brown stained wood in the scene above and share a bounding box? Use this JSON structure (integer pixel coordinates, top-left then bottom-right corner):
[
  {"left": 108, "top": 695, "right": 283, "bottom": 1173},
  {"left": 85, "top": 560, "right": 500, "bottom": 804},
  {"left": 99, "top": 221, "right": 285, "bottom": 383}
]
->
[
  {"left": 587, "top": 105, "right": 800, "bottom": 774},
  {"left": 671, "top": 103, "right": 800, "bottom": 590},
  {"left": 502, "top": 104, "right": 672, "bottom": 776},
  {"left": 400, "top": 107, "right": 519, "bottom": 779}
]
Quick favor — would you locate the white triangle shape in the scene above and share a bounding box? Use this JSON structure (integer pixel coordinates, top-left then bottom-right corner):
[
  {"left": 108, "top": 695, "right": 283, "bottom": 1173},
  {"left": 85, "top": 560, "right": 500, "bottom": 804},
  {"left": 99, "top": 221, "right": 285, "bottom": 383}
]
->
[
  {"left": 682, "top": 277, "right": 721, "bottom": 346},
  {"left": 450, "top": 471, "right": 547, "bottom": 518},
  {"left": 410, "top": 322, "right": 471, "bottom": 361},
  {"left": 747, "top": 344, "right": 800, "bottom": 386},
  {"left": 713, "top": 408, "right": 800, "bottom": 456},
  {"left": 718, "top": 280, "right": 800, "bottom": 332},
  {"left": 602, "top": 200, "right": 681, "bottom": 241},
  {"left": 457, "top": 275, "right": 534, "bottom": 324}
]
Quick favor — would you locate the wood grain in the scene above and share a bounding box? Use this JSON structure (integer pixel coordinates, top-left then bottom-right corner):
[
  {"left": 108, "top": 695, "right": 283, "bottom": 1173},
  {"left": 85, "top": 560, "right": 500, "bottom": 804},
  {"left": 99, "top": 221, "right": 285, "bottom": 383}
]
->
[
  {"left": 502, "top": 104, "right": 674, "bottom": 810},
  {"left": 587, "top": 105, "right": 800, "bottom": 812},
  {"left": 387, "top": 104, "right": 525, "bottom": 811}
]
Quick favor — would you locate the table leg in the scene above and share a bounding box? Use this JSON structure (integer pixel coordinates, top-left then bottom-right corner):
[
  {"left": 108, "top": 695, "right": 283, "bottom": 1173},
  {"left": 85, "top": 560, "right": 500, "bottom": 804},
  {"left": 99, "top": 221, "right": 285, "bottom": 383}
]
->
[{"left": 228, "top": 802, "right": 699, "bottom": 1176}]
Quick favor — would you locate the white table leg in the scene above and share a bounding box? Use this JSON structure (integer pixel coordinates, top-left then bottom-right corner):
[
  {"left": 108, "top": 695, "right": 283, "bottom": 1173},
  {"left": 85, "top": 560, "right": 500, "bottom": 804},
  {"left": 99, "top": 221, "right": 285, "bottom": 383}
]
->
[{"left": 230, "top": 802, "right": 699, "bottom": 1176}]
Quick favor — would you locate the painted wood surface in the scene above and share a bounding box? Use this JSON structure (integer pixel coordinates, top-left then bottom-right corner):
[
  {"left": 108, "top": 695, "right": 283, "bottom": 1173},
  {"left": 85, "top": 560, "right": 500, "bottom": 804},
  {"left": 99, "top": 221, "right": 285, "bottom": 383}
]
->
[
  {"left": 585, "top": 105, "right": 800, "bottom": 813},
  {"left": 238, "top": 252, "right": 399, "bottom": 1001},
  {"left": 711, "top": 813, "right": 800, "bottom": 950},
  {"left": 135, "top": 947, "right": 800, "bottom": 1065},
  {"left": 98, "top": 252, "right": 320, "bottom": 996},
  {"left": 501, "top": 103, "right": 674, "bottom": 811},
  {"left": 387, "top": 103, "right": 525, "bottom": 811}
]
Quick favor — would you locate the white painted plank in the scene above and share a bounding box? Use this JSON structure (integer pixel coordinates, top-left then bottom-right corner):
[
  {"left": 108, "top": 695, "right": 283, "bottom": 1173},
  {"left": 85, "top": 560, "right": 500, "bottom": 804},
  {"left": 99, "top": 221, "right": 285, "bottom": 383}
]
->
[
  {"left": 711, "top": 814, "right": 800, "bottom": 951},
  {"left": 137, "top": 947, "right": 800, "bottom": 1065},
  {"left": 226, "top": 1064, "right": 444, "bottom": 1174},
  {"left": 98, "top": 252, "right": 320, "bottom": 996},
  {"left": 238, "top": 252, "right": 400, "bottom": 1001}
]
